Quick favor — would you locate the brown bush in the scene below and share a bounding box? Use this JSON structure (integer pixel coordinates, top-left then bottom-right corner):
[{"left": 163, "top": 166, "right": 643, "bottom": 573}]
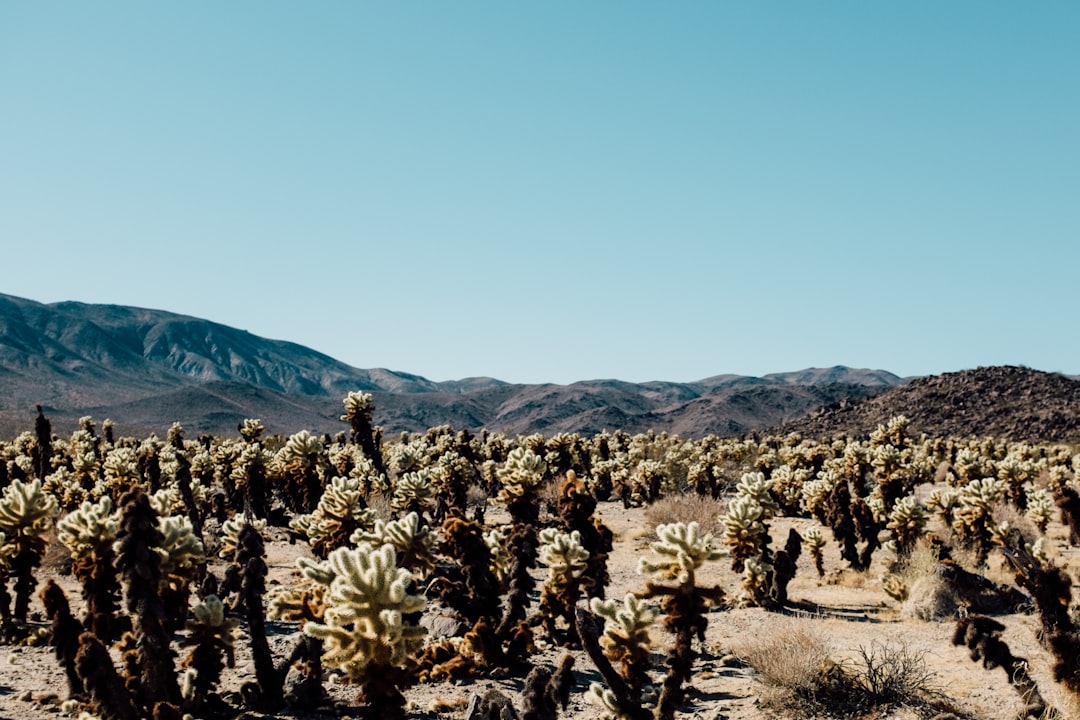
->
[{"left": 643, "top": 494, "right": 727, "bottom": 538}]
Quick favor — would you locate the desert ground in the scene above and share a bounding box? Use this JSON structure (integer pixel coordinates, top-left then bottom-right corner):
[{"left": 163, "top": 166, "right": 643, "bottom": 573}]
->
[{"left": 2, "top": 486, "right": 1077, "bottom": 720}]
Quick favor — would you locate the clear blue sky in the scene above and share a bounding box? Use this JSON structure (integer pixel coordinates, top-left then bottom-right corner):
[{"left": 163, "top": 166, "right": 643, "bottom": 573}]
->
[{"left": 2, "top": 3, "right": 1077, "bottom": 384}]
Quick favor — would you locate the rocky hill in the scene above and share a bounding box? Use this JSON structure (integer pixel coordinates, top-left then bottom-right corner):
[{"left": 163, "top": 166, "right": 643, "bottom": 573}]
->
[
  {"left": 0, "top": 293, "right": 901, "bottom": 438},
  {"left": 780, "top": 365, "right": 1080, "bottom": 443}
]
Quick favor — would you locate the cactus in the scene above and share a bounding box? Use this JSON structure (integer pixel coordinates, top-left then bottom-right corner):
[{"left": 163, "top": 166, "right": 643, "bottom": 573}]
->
[
  {"left": 740, "top": 555, "right": 773, "bottom": 606},
  {"left": 1026, "top": 487, "right": 1055, "bottom": 535},
  {"left": 341, "top": 391, "right": 389, "bottom": 481},
  {"left": 590, "top": 593, "right": 656, "bottom": 702},
  {"left": 497, "top": 447, "right": 547, "bottom": 524},
  {"left": 537, "top": 528, "right": 591, "bottom": 646},
  {"left": 639, "top": 521, "right": 727, "bottom": 584},
  {"left": 351, "top": 511, "right": 435, "bottom": 579},
  {"left": 953, "top": 477, "right": 1007, "bottom": 562},
  {"left": 156, "top": 514, "right": 206, "bottom": 631},
  {"left": 179, "top": 594, "right": 238, "bottom": 710},
  {"left": 292, "top": 475, "right": 376, "bottom": 558},
  {"left": 40, "top": 580, "right": 85, "bottom": 698},
  {"left": 638, "top": 522, "right": 726, "bottom": 720},
  {"left": 390, "top": 470, "right": 436, "bottom": 520},
  {"left": 722, "top": 496, "right": 767, "bottom": 573},
  {"left": 0, "top": 477, "right": 58, "bottom": 631},
  {"left": 304, "top": 543, "right": 426, "bottom": 720},
  {"left": 803, "top": 527, "right": 827, "bottom": 577},
  {"left": 114, "top": 489, "right": 180, "bottom": 711},
  {"left": 277, "top": 430, "right": 326, "bottom": 514},
  {"left": 886, "top": 496, "right": 927, "bottom": 558},
  {"left": 557, "top": 470, "right": 613, "bottom": 599},
  {"left": 56, "top": 496, "right": 125, "bottom": 641}
]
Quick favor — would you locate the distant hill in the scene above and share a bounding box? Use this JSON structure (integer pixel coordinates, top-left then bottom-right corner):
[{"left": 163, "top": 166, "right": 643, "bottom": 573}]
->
[
  {"left": 779, "top": 365, "right": 1080, "bottom": 443},
  {"left": 0, "top": 292, "right": 906, "bottom": 438}
]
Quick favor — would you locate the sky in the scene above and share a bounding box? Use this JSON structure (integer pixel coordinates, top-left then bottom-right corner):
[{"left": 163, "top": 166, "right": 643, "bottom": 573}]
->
[{"left": 1, "top": 3, "right": 1077, "bottom": 385}]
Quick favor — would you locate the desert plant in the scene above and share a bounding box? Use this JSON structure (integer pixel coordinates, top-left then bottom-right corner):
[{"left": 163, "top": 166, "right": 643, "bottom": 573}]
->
[
  {"left": 303, "top": 542, "right": 427, "bottom": 720},
  {"left": 40, "top": 579, "right": 85, "bottom": 698},
  {"left": 236, "top": 522, "right": 283, "bottom": 711},
  {"left": 351, "top": 511, "right": 436, "bottom": 579},
  {"left": 341, "top": 391, "right": 389, "bottom": 481},
  {"left": 114, "top": 488, "right": 180, "bottom": 712},
  {"left": 953, "top": 477, "right": 1008, "bottom": 562},
  {"left": 589, "top": 593, "right": 657, "bottom": 703},
  {"left": 803, "top": 527, "right": 827, "bottom": 577},
  {"left": 886, "top": 496, "right": 928, "bottom": 559},
  {"left": 953, "top": 615, "right": 1053, "bottom": 719},
  {"left": 292, "top": 475, "right": 376, "bottom": 558},
  {"left": 537, "top": 527, "right": 591, "bottom": 646},
  {"left": 179, "top": 594, "right": 239, "bottom": 712},
  {"left": 0, "top": 477, "right": 58, "bottom": 632},
  {"left": 638, "top": 521, "right": 726, "bottom": 720},
  {"left": 56, "top": 496, "right": 125, "bottom": 641},
  {"left": 557, "top": 470, "right": 613, "bottom": 599}
]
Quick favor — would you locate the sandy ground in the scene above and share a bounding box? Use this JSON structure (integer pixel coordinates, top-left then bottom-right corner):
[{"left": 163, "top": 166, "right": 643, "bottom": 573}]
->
[{"left": 2, "top": 496, "right": 1079, "bottom": 720}]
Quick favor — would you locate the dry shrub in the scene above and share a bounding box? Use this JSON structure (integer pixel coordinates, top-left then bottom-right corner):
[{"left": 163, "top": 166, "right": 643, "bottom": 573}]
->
[
  {"left": 736, "top": 618, "right": 832, "bottom": 697},
  {"left": 904, "top": 573, "right": 960, "bottom": 622},
  {"left": 643, "top": 493, "right": 727, "bottom": 538},
  {"left": 900, "top": 539, "right": 958, "bottom": 621},
  {"left": 853, "top": 640, "right": 936, "bottom": 706},
  {"left": 738, "top": 619, "right": 948, "bottom": 719},
  {"left": 466, "top": 483, "right": 489, "bottom": 510},
  {"left": 365, "top": 491, "right": 393, "bottom": 522}
]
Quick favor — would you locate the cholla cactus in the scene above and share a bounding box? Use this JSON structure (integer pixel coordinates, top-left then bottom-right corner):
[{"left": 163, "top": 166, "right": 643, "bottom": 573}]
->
[
  {"left": 770, "top": 465, "right": 812, "bottom": 513},
  {"left": 1026, "top": 487, "right": 1056, "bottom": 535},
  {"left": 56, "top": 496, "right": 123, "bottom": 640},
  {"left": 953, "top": 477, "right": 1007, "bottom": 559},
  {"left": 536, "top": 528, "right": 591, "bottom": 645},
  {"left": 802, "top": 527, "right": 827, "bottom": 577},
  {"left": 925, "top": 488, "right": 960, "bottom": 525},
  {"left": 390, "top": 470, "right": 435, "bottom": 518},
  {"left": 156, "top": 515, "right": 205, "bottom": 625},
  {"left": 497, "top": 447, "right": 547, "bottom": 508},
  {"left": 881, "top": 574, "right": 909, "bottom": 603},
  {"left": 539, "top": 528, "right": 590, "bottom": 585},
  {"left": 292, "top": 476, "right": 376, "bottom": 559},
  {"left": 390, "top": 441, "right": 427, "bottom": 476},
  {"left": 179, "top": 594, "right": 239, "bottom": 708},
  {"left": 102, "top": 447, "right": 141, "bottom": 497},
  {"left": 0, "top": 477, "right": 59, "bottom": 627},
  {"left": 304, "top": 543, "right": 426, "bottom": 720},
  {"left": 219, "top": 516, "right": 267, "bottom": 561},
  {"left": 351, "top": 512, "right": 435, "bottom": 578},
  {"left": 590, "top": 593, "right": 656, "bottom": 696},
  {"left": 801, "top": 470, "right": 840, "bottom": 518},
  {"left": 277, "top": 429, "right": 327, "bottom": 513},
  {"left": 149, "top": 485, "right": 184, "bottom": 517},
  {"left": 638, "top": 521, "right": 725, "bottom": 720},
  {"left": 639, "top": 521, "right": 726, "bottom": 585},
  {"left": 722, "top": 496, "right": 767, "bottom": 572},
  {"left": 740, "top": 555, "right": 773, "bottom": 606},
  {"left": 734, "top": 472, "right": 779, "bottom": 517},
  {"left": 483, "top": 528, "right": 514, "bottom": 586},
  {"left": 886, "top": 496, "right": 927, "bottom": 558},
  {"left": 238, "top": 418, "right": 265, "bottom": 443},
  {"left": 341, "top": 391, "right": 389, "bottom": 480},
  {"left": 57, "top": 497, "right": 120, "bottom": 560}
]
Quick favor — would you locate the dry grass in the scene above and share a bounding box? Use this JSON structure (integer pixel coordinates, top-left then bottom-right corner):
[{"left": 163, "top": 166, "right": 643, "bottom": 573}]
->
[
  {"left": 643, "top": 492, "right": 727, "bottom": 537},
  {"left": 735, "top": 617, "right": 833, "bottom": 696},
  {"left": 736, "top": 618, "right": 956, "bottom": 719}
]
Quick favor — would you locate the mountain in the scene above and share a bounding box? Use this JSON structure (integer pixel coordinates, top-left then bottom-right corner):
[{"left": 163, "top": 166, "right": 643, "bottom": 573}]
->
[
  {"left": 0, "top": 293, "right": 903, "bottom": 438},
  {"left": 779, "top": 365, "right": 1080, "bottom": 443}
]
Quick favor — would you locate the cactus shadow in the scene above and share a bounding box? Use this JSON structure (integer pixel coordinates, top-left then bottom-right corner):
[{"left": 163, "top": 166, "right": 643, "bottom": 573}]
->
[{"left": 777, "top": 599, "right": 886, "bottom": 623}]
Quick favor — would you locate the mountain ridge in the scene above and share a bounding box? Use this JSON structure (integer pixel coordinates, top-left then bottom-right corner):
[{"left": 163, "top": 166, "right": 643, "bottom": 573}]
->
[{"left": 0, "top": 292, "right": 909, "bottom": 438}]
